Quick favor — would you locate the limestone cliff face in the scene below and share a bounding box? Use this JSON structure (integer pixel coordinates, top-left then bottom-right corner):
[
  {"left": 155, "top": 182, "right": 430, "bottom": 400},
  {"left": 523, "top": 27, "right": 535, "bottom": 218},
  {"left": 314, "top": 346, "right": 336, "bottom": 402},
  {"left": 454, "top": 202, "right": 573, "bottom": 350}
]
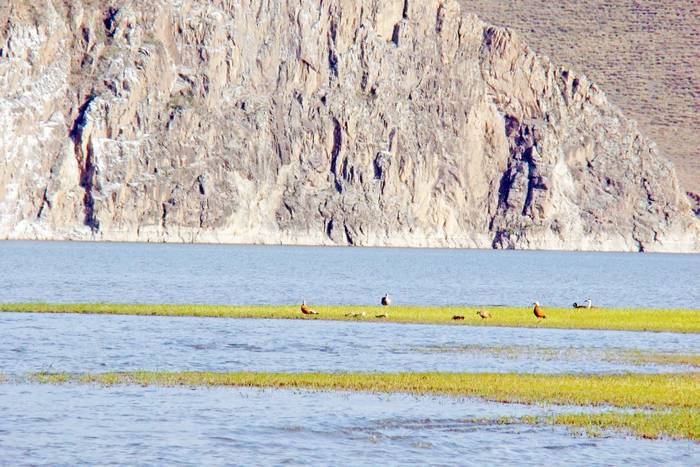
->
[{"left": 1, "top": 0, "right": 698, "bottom": 251}]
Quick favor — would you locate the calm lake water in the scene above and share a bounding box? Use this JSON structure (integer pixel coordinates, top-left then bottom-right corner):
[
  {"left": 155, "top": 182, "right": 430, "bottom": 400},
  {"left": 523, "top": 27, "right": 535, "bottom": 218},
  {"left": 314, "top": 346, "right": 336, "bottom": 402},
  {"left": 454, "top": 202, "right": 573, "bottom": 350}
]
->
[
  {"left": 0, "top": 240, "right": 698, "bottom": 308},
  {"left": 1, "top": 313, "right": 698, "bottom": 375}
]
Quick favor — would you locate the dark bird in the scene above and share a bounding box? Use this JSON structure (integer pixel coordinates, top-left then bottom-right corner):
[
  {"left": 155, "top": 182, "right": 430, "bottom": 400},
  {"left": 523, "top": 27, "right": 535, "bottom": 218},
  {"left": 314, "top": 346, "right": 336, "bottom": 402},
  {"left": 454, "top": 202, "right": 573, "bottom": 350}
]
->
[
  {"left": 452, "top": 315, "right": 465, "bottom": 320},
  {"left": 375, "top": 313, "right": 389, "bottom": 318},
  {"left": 573, "top": 298, "right": 592, "bottom": 309},
  {"left": 300, "top": 301, "right": 318, "bottom": 315},
  {"left": 533, "top": 301, "right": 546, "bottom": 319},
  {"left": 476, "top": 310, "right": 491, "bottom": 319},
  {"left": 381, "top": 293, "right": 391, "bottom": 306}
]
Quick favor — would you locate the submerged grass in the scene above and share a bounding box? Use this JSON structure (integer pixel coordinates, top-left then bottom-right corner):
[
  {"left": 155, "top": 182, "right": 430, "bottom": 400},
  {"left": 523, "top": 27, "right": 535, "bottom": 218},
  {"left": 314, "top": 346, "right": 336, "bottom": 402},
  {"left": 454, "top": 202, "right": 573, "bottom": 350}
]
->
[
  {"left": 414, "top": 345, "right": 700, "bottom": 369},
  {"left": 34, "top": 371, "right": 700, "bottom": 410},
  {"left": 31, "top": 371, "right": 700, "bottom": 441},
  {"left": 2, "top": 303, "right": 699, "bottom": 333},
  {"left": 624, "top": 352, "right": 700, "bottom": 368}
]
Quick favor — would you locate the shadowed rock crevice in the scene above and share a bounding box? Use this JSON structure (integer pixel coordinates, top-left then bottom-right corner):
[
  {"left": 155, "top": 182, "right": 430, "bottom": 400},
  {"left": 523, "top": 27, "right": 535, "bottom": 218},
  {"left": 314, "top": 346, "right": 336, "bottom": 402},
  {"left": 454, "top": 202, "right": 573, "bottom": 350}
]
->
[
  {"left": 69, "top": 94, "right": 100, "bottom": 232},
  {"left": 79, "top": 138, "right": 99, "bottom": 232},
  {"left": 330, "top": 117, "right": 343, "bottom": 193}
]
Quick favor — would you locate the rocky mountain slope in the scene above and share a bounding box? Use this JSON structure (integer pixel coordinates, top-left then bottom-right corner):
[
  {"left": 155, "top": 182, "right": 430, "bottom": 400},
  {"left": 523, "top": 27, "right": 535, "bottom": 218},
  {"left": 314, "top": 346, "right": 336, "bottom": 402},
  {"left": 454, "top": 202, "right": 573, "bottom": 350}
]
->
[
  {"left": 461, "top": 0, "right": 700, "bottom": 198},
  {"left": 1, "top": 0, "right": 698, "bottom": 251}
]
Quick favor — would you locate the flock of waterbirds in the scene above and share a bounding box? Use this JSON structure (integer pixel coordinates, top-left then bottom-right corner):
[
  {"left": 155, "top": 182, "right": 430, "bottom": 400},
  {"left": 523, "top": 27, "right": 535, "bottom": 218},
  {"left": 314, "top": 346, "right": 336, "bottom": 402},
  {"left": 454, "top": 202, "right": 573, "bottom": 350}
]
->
[{"left": 299, "top": 295, "right": 594, "bottom": 321}]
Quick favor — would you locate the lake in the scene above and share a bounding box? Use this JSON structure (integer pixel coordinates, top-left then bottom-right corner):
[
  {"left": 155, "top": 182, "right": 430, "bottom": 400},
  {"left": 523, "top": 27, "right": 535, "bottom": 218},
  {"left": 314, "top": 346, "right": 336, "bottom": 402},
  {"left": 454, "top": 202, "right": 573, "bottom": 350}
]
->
[
  {"left": 1, "top": 313, "right": 698, "bottom": 375},
  {"left": 0, "top": 240, "right": 698, "bottom": 465},
  {"left": 0, "top": 240, "right": 698, "bottom": 308}
]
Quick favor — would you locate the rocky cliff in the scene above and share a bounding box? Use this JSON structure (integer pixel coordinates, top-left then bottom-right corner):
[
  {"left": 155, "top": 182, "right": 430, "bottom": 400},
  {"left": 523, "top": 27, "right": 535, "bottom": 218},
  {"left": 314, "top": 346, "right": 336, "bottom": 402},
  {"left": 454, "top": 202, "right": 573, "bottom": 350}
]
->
[{"left": 1, "top": 0, "right": 698, "bottom": 251}]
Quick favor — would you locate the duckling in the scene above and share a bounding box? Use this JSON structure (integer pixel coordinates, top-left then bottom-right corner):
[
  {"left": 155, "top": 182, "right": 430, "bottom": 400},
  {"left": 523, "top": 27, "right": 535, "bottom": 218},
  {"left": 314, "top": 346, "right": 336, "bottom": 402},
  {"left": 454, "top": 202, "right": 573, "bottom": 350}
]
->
[
  {"left": 300, "top": 301, "right": 318, "bottom": 315},
  {"left": 344, "top": 312, "right": 366, "bottom": 318},
  {"left": 381, "top": 293, "right": 391, "bottom": 306},
  {"left": 533, "top": 301, "right": 546, "bottom": 319},
  {"left": 476, "top": 310, "right": 491, "bottom": 319},
  {"left": 452, "top": 315, "right": 465, "bottom": 320}
]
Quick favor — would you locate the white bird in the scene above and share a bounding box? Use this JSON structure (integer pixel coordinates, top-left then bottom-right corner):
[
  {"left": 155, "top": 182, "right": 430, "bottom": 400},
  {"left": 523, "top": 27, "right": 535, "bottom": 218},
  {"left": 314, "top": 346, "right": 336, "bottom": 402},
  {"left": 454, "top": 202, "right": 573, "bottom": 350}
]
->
[{"left": 573, "top": 298, "right": 592, "bottom": 309}]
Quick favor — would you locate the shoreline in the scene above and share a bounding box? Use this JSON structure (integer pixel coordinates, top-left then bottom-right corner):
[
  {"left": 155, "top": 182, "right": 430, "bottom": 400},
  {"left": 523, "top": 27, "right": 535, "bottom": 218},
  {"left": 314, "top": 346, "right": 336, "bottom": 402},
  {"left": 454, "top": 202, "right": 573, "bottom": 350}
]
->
[
  {"left": 1, "top": 303, "right": 699, "bottom": 333},
  {"left": 2, "top": 238, "right": 699, "bottom": 255}
]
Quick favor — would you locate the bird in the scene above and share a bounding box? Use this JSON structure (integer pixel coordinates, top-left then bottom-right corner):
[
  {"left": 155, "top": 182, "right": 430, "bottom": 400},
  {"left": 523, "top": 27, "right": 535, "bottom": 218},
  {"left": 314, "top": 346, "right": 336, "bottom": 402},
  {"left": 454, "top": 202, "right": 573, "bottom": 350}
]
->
[
  {"left": 452, "top": 315, "right": 465, "bottom": 320},
  {"left": 476, "top": 310, "right": 491, "bottom": 319},
  {"left": 381, "top": 293, "right": 391, "bottom": 306},
  {"left": 533, "top": 302, "right": 546, "bottom": 319},
  {"left": 573, "top": 298, "right": 592, "bottom": 309},
  {"left": 375, "top": 313, "right": 389, "bottom": 318},
  {"left": 300, "top": 301, "right": 318, "bottom": 315}
]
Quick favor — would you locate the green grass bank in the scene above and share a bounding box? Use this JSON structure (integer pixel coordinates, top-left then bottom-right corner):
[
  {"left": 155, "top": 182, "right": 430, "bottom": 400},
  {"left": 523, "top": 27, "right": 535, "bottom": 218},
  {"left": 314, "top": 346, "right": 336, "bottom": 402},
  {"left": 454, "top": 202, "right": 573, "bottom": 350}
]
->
[{"left": 2, "top": 303, "right": 699, "bottom": 333}]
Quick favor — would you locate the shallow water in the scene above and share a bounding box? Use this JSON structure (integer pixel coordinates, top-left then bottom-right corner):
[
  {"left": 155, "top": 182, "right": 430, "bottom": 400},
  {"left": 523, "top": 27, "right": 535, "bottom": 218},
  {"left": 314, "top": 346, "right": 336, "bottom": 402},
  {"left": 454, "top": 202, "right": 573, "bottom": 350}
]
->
[
  {"left": 0, "top": 240, "right": 698, "bottom": 308},
  {"left": 1, "top": 313, "right": 697, "bottom": 375},
  {"left": 0, "top": 384, "right": 696, "bottom": 466}
]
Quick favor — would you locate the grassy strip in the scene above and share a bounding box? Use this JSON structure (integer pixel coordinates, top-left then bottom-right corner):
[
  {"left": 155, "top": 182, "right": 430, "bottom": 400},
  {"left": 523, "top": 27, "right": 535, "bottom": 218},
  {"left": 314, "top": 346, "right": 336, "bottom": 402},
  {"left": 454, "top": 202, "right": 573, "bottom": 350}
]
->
[
  {"left": 32, "top": 371, "right": 700, "bottom": 410},
  {"left": 548, "top": 409, "right": 700, "bottom": 442},
  {"left": 2, "top": 303, "right": 699, "bottom": 333}
]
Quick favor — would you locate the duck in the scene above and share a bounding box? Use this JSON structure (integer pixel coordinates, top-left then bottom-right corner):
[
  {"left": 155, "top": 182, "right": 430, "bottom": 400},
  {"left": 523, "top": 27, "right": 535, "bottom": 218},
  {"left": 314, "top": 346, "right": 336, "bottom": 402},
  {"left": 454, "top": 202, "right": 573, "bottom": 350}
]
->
[
  {"left": 452, "top": 315, "right": 465, "bottom": 320},
  {"left": 381, "top": 293, "right": 391, "bottom": 306},
  {"left": 476, "top": 310, "right": 491, "bottom": 319},
  {"left": 375, "top": 313, "right": 389, "bottom": 318},
  {"left": 573, "top": 298, "right": 592, "bottom": 309},
  {"left": 300, "top": 301, "right": 318, "bottom": 315},
  {"left": 533, "top": 301, "right": 546, "bottom": 319}
]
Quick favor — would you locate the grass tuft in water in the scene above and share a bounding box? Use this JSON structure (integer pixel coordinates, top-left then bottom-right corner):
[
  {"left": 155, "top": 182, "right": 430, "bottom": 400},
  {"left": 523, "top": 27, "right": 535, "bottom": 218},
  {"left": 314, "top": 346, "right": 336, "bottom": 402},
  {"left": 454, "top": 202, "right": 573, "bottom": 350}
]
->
[
  {"left": 2, "top": 303, "right": 699, "bottom": 333},
  {"left": 477, "top": 410, "right": 699, "bottom": 442},
  {"left": 549, "top": 409, "right": 700, "bottom": 441}
]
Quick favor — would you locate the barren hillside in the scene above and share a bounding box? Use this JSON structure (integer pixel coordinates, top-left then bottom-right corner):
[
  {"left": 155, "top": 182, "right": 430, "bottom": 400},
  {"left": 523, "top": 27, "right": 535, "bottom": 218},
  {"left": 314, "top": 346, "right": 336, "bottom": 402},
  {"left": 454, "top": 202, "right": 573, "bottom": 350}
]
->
[{"left": 461, "top": 0, "right": 700, "bottom": 197}]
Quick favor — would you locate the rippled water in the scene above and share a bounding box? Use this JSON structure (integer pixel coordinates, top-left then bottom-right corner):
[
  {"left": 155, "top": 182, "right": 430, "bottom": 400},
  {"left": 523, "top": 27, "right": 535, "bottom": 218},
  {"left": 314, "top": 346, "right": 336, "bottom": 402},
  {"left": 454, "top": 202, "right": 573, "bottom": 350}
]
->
[
  {"left": 1, "top": 384, "right": 697, "bottom": 466},
  {"left": 0, "top": 240, "right": 698, "bottom": 308},
  {"left": 1, "top": 313, "right": 698, "bottom": 375}
]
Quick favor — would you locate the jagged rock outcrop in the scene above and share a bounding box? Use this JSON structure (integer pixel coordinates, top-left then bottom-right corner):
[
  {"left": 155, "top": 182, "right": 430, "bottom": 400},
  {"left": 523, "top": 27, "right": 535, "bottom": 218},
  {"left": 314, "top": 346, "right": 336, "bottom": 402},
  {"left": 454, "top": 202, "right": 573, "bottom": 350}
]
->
[{"left": 1, "top": 0, "right": 698, "bottom": 251}]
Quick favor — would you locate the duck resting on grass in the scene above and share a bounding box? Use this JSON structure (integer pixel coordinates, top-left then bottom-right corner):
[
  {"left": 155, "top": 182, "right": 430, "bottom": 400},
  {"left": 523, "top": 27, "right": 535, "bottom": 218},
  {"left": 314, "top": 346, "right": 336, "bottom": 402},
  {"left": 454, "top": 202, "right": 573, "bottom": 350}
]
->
[
  {"left": 573, "top": 298, "right": 592, "bottom": 309},
  {"left": 476, "top": 310, "right": 491, "bottom": 319},
  {"left": 300, "top": 301, "right": 318, "bottom": 315},
  {"left": 452, "top": 315, "right": 465, "bottom": 320},
  {"left": 533, "top": 302, "right": 546, "bottom": 319}
]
